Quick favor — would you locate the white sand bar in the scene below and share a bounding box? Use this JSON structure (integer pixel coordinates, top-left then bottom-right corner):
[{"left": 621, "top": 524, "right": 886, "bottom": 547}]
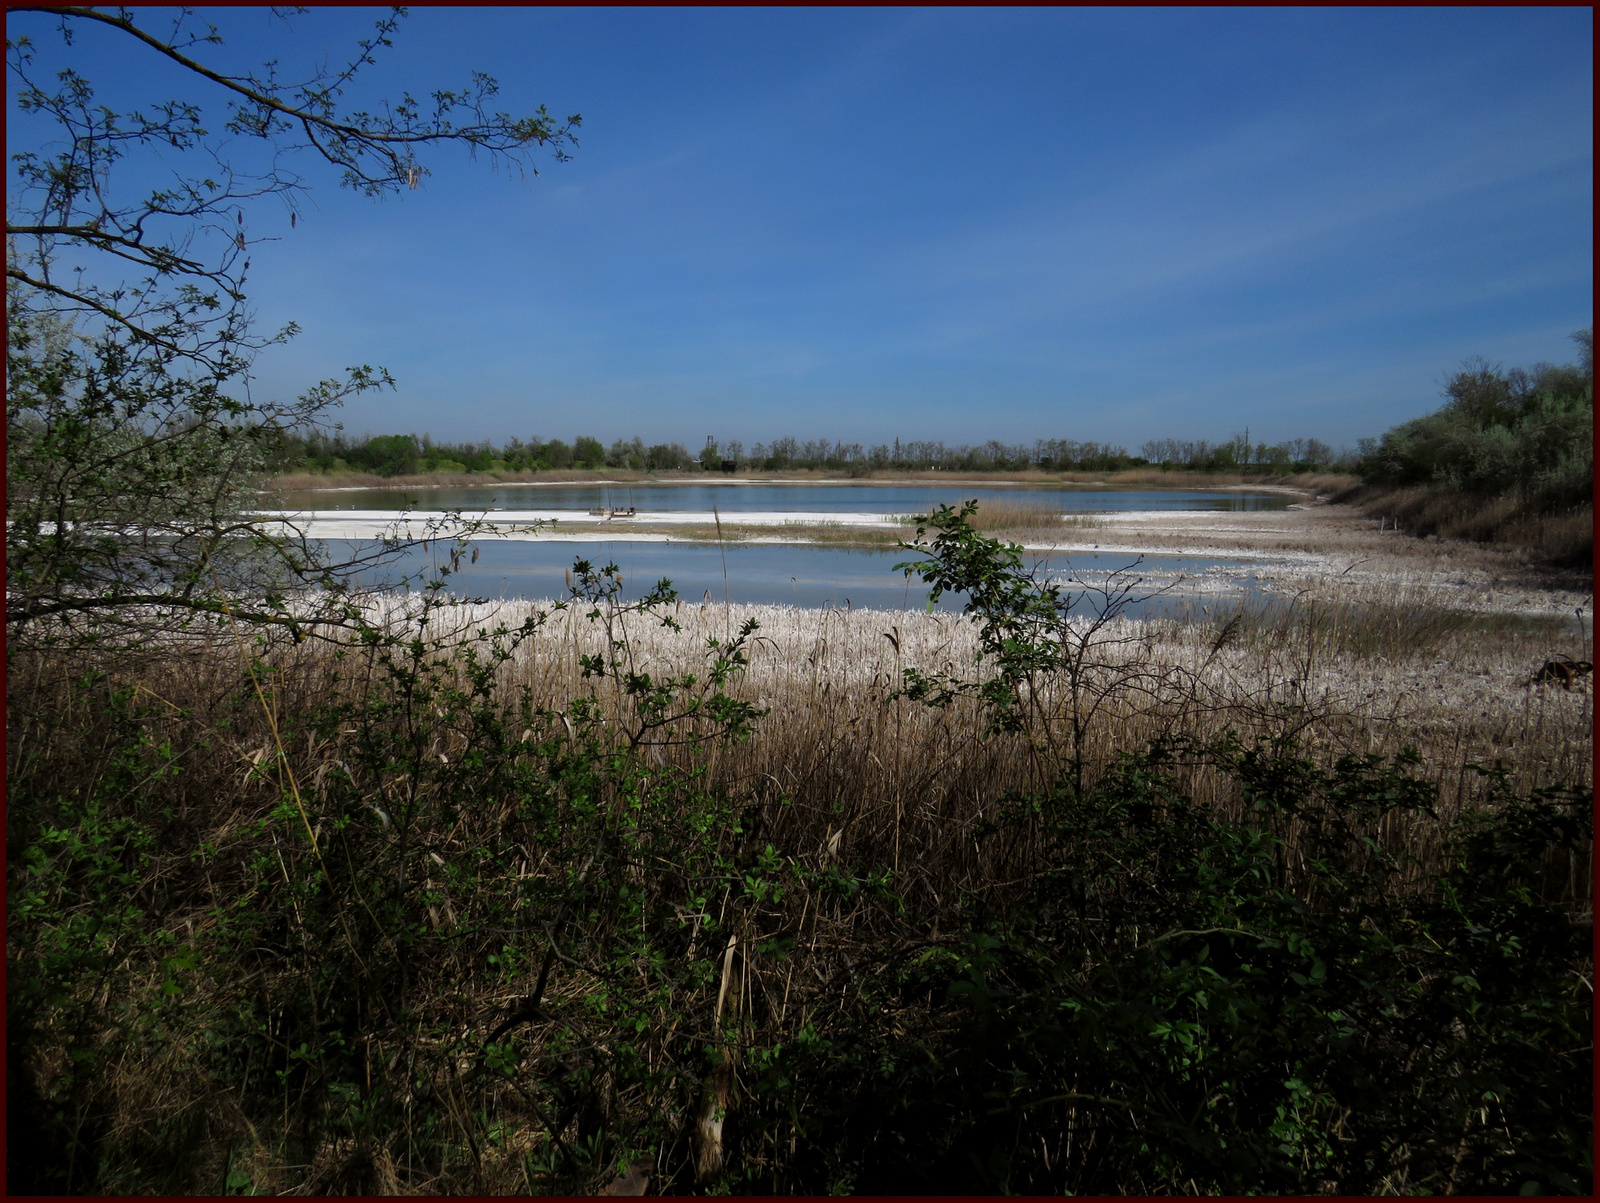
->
[
  {"left": 255, "top": 509, "right": 907, "bottom": 539},
  {"left": 253, "top": 508, "right": 1315, "bottom": 565},
  {"left": 250, "top": 505, "right": 1590, "bottom": 619}
]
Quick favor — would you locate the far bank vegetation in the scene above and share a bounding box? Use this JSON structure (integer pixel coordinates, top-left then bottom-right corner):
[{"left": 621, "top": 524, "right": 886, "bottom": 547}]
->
[
  {"left": 265, "top": 430, "right": 1354, "bottom": 483},
  {"left": 1346, "top": 330, "right": 1593, "bottom": 567}
]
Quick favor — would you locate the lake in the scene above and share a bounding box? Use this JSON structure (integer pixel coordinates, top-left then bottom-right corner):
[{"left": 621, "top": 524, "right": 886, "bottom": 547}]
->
[
  {"left": 282, "top": 482, "right": 1289, "bottom": 614},
  {"left": 333, "top": 538, "right": 1269, "bottom": 616}
]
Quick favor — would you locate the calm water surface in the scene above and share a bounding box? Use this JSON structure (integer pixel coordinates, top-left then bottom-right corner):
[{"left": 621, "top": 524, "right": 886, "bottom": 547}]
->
[
  {"left": 292, "top": 483, "right": 1288, "bottom": 613},
  {"left": 344, "top": 539, "right": 1266, "bottom": 617}
]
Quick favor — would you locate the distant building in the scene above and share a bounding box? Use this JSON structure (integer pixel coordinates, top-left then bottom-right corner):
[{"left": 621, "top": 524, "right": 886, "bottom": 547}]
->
[{"left": 721, "top": 459, "right": 737, "bottom": 473}]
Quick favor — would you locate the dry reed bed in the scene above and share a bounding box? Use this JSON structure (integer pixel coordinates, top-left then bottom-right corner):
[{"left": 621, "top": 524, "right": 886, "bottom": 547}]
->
[
  {"left": 322, "top": 587, "right": 1590, "bottom": 904},
  {"left": 9, "top": 580, "right": 1589, "bottom": 1195},
  {"left": 371, "top": 590, "right": 1591, "bottom": 786},
  {"left": 964, "top": 495, "right": 1102, "bottom": 535},
  {"left": 1341, "top": 484, "right": 1593, "bottom": 567},
  {"left": 40, "top": 584, "right": 1587, "bottom": 894}
]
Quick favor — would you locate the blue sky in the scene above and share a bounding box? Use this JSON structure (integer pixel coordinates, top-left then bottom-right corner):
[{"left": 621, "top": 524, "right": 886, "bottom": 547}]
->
[{"left": 9, "top": 7, "right": 1593, "bottom": 451}]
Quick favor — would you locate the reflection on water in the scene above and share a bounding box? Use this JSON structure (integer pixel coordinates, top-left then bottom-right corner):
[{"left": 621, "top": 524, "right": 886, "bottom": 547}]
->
[
  {"left": 277, "top": 482, "right": 1293, "bottom": 515},
  {"left": 340, "top": 539, "right": 1265, "bottom": 617},
  {"left": 290, "top": 484, "right": 1289, "bottom": 613}
]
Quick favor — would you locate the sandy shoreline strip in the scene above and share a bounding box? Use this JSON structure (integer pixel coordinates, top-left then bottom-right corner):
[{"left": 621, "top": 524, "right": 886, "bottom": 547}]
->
[{"left": 254, "top": 500, "right": 1589, "bottom": 620}]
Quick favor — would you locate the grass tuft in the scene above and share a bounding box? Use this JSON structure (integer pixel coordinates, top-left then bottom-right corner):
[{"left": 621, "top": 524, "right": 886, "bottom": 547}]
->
[{"left": 7, "top": 568, "right": 1590, "bottom": 1195}]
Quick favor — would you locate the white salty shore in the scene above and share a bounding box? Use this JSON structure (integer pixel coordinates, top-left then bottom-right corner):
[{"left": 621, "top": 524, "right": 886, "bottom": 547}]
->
[{"left": 254, "top": 498, "right": 1590, "bottom": 620}]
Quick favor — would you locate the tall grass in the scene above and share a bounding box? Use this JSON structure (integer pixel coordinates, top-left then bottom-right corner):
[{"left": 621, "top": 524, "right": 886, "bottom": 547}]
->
[
  {"left": 959, "top": 496, "right": 1104, "bottom": 536},
  {"left": 1106, "top": 468, "right": 1358, "bottom": 493},
  {"left": 1342, "top": 484, "right": 1593, "bottom": 568},
  {"left": 7, "top": 573, "right": 1591, "bottom": 1195}
]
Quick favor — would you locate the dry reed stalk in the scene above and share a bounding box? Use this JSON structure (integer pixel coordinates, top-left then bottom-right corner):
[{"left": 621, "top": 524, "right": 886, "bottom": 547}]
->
[
  {"left": 259, "top": 585, "right": 1588, "bottom": 825},
  {"left": 693, "top": 933, "right": 740, "bottom": 1183},
  {"left": 29, "top": 584, "right": 1587, "bottom": 894},
  {"left": 965, "top": 495, "right": 1076, "bottom": 535},
  {"left": 276, "top": 587, "right": 1584, "bottom": 923},
  {"left": 10, "top": 568, "right": 1588, "bottom": 1193}
]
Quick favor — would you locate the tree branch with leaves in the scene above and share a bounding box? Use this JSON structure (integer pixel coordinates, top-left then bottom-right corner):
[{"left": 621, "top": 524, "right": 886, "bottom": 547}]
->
[{"left": 6, "top": 7, "right": 579, "bottom": 647}]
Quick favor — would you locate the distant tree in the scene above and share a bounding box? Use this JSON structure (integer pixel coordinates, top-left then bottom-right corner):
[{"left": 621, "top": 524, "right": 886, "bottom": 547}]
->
[
  {"left": 573, "top": 435, "right": 606, "bottom": 468},
  {"left": 354, "top": 432, "right": 421, "bottom": 476},
  {"left": 644, "top": 442, "right": 692, "bottom": 471},
  {"left": 768, "top": 437, "right": 798, "bottom": 469},
  {"left": 1255, "top": 443, "right": 1290, "bottom": 469},
  {"left": 503, "top": 436, "right": 539, "bottom": 470},
  {"left": 1229, "top": 431, "right": 1252, "bottom": 466},
  {"left": 540, "top": 438, "right": 574, "bottom": 470},
  {"left": 607, "top": 435, "right": 645, "bottom": 469}
]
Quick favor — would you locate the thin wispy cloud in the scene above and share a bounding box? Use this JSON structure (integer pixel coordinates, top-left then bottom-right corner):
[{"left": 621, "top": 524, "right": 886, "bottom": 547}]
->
[{"left": 148, "top": 6, "right": 1592, "bottom": 448}]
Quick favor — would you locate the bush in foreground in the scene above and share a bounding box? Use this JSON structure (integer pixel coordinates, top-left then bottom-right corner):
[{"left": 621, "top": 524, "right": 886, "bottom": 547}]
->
[{"left": 6, "top": 520, "right": 1591, "bottom": 1195}]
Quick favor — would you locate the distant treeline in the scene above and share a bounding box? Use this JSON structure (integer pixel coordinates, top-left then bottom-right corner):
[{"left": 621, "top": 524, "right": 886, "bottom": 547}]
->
[{"left": 268, "top": 430, "right": 1352, "bottom": 477}]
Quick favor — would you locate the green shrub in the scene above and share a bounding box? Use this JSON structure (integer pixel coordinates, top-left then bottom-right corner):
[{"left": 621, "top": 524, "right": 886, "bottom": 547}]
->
[
  {"left": 350, "top": 433, "right": 422, "bottom": 477},
  {"left": 6, "top": 560, "right": 768, "bottom": 1194},
  {"left": 737, "top": 741, "right": 1592, "bottom": 1195},
  {"left": 719, "top": 501, "right": 1593, "bottom": 1195},
  {"left": 7, "top": 507, "right": 1590, "bottom": 1194},
  {"left": 1360, "top": 336, "right": 1593, "bottom": 512}
]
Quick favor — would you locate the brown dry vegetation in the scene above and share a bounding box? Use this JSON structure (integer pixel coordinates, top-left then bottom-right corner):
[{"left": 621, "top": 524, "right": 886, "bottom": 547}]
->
[
  {"left": 961, "top": 495, "right": 1102, "bottom": 537},
  {"left": 7, "top": 568, "right": 1591, "bottom": 1194},
  {"left": 418, "top": 591, "right": 1592, "bottom": 822},
  {"left": 1340, "top": 483, "right": 1594, "bottom": 568}
]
